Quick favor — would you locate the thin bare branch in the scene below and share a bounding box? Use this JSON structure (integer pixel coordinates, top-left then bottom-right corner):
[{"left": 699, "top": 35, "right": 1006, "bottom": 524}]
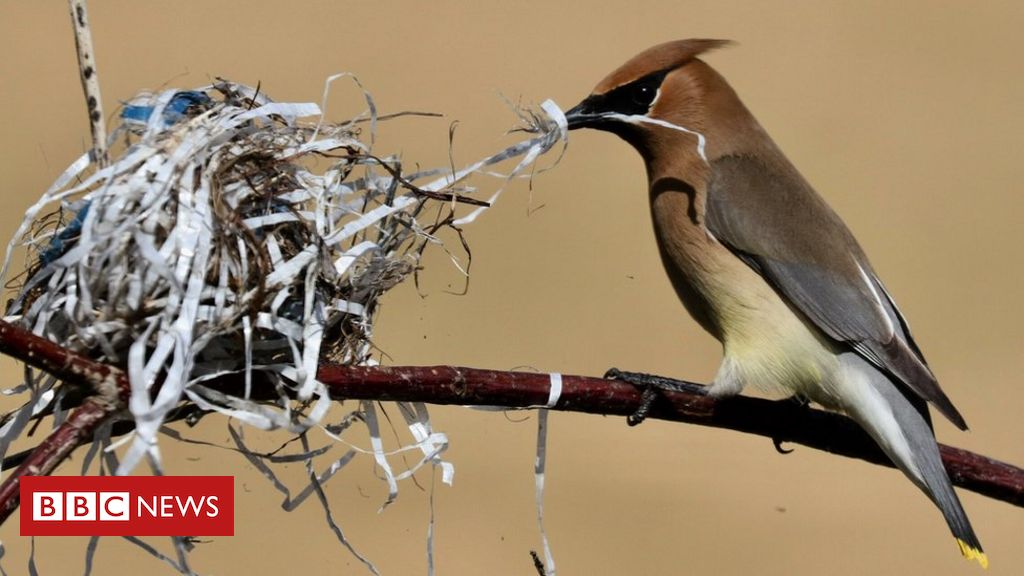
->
[
  {"left": 67, "top": 0, "right": 107, "bottom": 166},
  {"left": 0, "top": 319, "right": 1020, "bottom": 529},
  {"left": 0, "top": 321, "right": 127, "bottom": 524},
  {"left": 310, "top": 364, "right": 1024, "bottom": 507}
]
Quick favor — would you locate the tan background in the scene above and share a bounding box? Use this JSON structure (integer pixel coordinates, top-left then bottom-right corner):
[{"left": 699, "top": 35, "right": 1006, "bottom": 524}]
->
[{"left": 1, "top": 1, "right": 1022, "bottom": 574}]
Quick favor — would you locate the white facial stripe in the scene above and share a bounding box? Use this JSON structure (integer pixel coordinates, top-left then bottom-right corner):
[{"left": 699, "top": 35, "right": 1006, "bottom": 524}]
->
[
  {"left": 649, "top": 87, "right": 663, "bottom": 110},
  {"left": 603, "top": 113, "right": 708, "bottom": 162}
]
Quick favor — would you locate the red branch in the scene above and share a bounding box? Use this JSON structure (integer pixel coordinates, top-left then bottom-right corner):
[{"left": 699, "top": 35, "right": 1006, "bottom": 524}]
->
[
  {"left": 0, "top": 320, "right": 1021, "bottom": 529},
  {"left": 314, "top": 365, "right": 1024, "bottom": 507},
  {"left": 0, "top": 321, "right": 129, "bottom": 524}
]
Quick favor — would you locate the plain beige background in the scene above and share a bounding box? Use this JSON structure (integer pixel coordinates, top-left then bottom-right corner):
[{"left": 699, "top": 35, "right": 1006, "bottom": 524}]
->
[{"left": 1, "top": 1, "right": 1022, "bottom": 574}]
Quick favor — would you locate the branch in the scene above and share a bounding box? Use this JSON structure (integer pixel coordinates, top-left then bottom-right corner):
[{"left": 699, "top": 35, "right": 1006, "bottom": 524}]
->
[
  {"left": 68, "top": 0, "right": 108, "bottom": 166},
  {"left": 0, "top": 319, "right": 1021, "bottom": 530},
  {"left": 311, "top": 365, "right": 1024, "bottom": 507},
  {"left": 0, "top": 321, "right": 127, "bottom": 524}
]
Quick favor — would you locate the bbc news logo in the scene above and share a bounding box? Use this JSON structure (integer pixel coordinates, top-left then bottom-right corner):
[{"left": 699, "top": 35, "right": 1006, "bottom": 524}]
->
[{"left": 21, "top": 476, "right": 233, "bottom": 536}]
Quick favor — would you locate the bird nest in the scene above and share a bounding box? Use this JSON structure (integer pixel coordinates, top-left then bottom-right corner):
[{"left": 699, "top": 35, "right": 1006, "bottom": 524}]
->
[{"left": 0, "top": 75, "right": 566, "bottom": 490}]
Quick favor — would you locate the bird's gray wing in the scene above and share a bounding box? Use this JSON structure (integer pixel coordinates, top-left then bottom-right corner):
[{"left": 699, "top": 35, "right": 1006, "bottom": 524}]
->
[{"left": 704, "top": 154, "right": 966, "bottom": 429}]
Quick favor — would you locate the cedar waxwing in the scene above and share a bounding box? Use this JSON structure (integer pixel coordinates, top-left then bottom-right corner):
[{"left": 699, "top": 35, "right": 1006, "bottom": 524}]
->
[{"left": 565, "top": 39, "right": 985, "bottom": 567}]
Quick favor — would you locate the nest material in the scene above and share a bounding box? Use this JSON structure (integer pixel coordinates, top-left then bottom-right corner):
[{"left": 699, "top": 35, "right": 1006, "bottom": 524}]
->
[{"left": 0, "top": 77, "right": 566, "bottom": 476}]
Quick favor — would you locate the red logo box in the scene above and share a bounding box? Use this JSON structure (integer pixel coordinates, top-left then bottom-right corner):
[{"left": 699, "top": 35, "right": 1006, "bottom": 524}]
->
[{"left": 20, "top": 476, "right": 233, "bottom": 536}]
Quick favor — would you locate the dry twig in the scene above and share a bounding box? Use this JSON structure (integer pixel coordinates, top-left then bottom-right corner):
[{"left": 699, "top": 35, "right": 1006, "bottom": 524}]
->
[{"left": 67, "top": 0, "right": 107, "bottom": 166}]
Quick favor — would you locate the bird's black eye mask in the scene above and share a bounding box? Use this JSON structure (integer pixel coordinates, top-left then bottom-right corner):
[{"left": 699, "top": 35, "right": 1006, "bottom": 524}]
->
[
  {"left": 565, "top": 68, "right": 673, "bottom": 131},
  {"left": 583, "top": 68, "right": 672, "bottom": 117}
]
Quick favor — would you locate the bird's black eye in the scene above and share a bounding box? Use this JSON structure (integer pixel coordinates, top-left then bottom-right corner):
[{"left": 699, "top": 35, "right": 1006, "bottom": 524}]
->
[
  {"left": 594, "top": 69, "right": 670, "bottom": 117},
  {"left": 630, "top": 84, "right": 657, "bottom": 107}
]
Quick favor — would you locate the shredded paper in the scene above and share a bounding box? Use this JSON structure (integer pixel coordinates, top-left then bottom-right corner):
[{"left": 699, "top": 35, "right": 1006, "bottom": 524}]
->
[{"left": 0, "top": 76, "right": 567, "bottom": 572}]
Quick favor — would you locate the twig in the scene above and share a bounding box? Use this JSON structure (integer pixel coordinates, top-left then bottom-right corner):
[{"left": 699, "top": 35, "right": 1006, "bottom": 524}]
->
[
  {"left": 0, "top": 321, "right": 127, "bottom": 524},
  {"left": 529, "top": 550, "right": 547, "bottom": 576},
  {"left": 362, "top": 153, "right": 492, "bottom": 207},
  {"left": 310, "top": 365, "right": 1024, "bottom": 507},
  {"left": 67, "top": 0, "right": 107, "bottom": 166},
  {"left": 1, "top": 404, "right": 205, "bottom": 471},
  {"left": 0, "top": 397, "right": 118, "bottom": 523},
  {"left": 0, "top": 0, "right": 116, "bottom": 526},
  {"left": 0, "top": 319, "right": 1021, "bottom": 529}
]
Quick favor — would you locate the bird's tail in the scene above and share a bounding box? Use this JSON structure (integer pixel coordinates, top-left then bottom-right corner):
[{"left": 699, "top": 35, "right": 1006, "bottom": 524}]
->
[{"left": 838, "top": 353, "right": 986, "bottom": 569}]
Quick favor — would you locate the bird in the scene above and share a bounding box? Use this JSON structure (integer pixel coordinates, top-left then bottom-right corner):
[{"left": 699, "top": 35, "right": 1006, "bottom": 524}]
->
[{"left": 564, "top": 38, "right": 985, "bottom": 567}]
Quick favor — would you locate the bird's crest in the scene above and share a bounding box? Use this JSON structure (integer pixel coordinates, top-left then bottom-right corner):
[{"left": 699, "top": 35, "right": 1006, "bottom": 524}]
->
[{"left": 592, "top": 39, "right": 733, "bottom": 95}]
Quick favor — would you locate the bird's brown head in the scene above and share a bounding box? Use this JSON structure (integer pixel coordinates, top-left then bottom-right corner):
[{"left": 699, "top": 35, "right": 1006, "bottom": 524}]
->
[{"left": 566, "top": 39, "right": 743, "bottom": 163}]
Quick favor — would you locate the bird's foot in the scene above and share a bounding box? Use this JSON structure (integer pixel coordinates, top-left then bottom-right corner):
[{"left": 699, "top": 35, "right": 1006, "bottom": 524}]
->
[
  {"left": 604, "top": 368, "right": 707, "bottom": 426},
  {"left": 786, "top": 393, "right": 811, "bottom": 409},
  {"left": 772, "top": 394, "right": 812, "bottom": 454}
]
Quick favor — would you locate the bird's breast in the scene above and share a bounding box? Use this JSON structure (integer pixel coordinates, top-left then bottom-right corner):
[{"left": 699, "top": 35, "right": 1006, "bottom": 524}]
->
[
  {"left": 649, "top": 185, "right": 765, "bottom": 335},
  {"left": 650, "top": 187, "right": 839, "bottom": 399}
]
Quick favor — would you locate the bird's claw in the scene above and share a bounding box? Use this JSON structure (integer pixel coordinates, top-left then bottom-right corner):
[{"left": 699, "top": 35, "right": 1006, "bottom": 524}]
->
[
  {"left": 604, "top": 367, "right": 624, "bottom": 380},
  {"left": 772, "top": 438, "right": 795, "bottom": 454},
  {"left": 626, "top": 386, "right": 660, "bottom": 426},
  {"left": 605, "top": 368, "right": 706, "bottom": 426},
  {"left": 769, "top": 395, "right": 810, "bottom": 454},
  {"left": 605, "top": 368, "right": 707, "bottom": 394},
  {"left": 788, "top": 394, "right": 811, "bottom": 409}
]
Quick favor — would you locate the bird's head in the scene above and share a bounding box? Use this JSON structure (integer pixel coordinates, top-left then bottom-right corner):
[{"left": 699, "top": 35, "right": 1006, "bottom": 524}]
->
[{"left": 566, "top": 39, "right": 740, "bottom": 163}]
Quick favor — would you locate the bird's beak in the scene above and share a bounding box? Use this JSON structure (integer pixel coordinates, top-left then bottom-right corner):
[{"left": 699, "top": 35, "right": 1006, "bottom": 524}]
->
[{"left": 565, "top": 97, "right": 604, "bottom": 130}]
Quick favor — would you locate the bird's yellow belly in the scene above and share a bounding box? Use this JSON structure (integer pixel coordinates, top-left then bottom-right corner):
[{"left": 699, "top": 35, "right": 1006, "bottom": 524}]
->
[
  {"left": 713, "top": 260, "right": 839, "bottom": 399},
  {"left": 650, "top": 189, "right": 842, "bottom": 403},
  {"left": 666, "top": 227, "right": 841, "bottom": 403}
]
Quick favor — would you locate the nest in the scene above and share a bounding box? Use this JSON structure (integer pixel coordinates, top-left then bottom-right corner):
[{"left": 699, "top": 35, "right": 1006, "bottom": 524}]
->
[{"left": 0, "top": 76, "right": 566, "bottom": 481}]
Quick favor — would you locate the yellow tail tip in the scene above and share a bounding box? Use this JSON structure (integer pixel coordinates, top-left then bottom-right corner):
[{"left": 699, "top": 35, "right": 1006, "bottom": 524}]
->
[{"left": 957, "top": 539, "right": 989, "bottom": 570}]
